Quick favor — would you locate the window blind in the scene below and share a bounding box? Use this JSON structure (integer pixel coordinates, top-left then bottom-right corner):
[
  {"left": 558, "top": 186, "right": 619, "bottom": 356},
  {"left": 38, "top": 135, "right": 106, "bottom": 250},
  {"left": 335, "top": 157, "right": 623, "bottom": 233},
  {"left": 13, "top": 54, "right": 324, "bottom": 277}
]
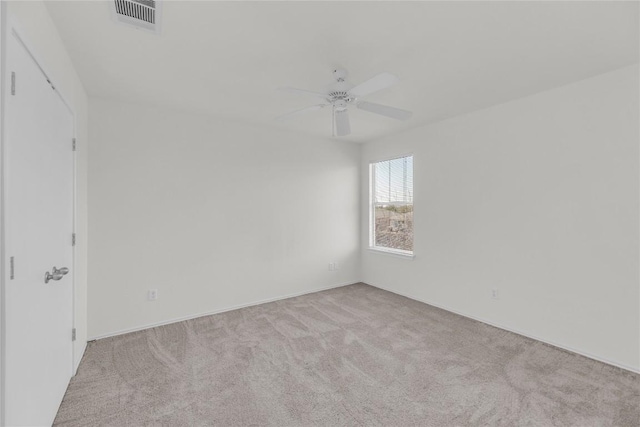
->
[{"left": 371, "top": 155, "right": 414, "bottom": 253}]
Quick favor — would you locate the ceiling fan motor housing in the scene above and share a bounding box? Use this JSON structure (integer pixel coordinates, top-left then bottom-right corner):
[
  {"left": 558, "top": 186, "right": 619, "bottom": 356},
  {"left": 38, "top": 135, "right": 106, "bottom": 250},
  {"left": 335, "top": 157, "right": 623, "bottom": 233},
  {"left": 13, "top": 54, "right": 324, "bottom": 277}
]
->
[
  {"left": 328, "top": 78, "right": 355, "bottom": 107},
  {"left": 333, "top": 99, "right": 348, "bottom": 111}
]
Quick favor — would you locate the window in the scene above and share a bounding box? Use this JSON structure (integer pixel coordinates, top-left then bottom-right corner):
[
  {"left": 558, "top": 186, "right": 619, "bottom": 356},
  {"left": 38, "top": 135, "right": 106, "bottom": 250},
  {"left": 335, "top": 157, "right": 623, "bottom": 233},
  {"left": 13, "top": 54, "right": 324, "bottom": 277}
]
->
[{"left": 370, "top": 155, "right": 414, "bottom": 255}]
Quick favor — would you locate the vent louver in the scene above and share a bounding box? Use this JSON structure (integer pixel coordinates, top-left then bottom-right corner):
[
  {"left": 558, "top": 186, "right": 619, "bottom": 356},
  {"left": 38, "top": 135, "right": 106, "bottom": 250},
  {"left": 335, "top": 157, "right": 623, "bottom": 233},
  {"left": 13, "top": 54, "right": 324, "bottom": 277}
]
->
[{"left": 112, "top": 0, "right": 161, "bottom": 33}]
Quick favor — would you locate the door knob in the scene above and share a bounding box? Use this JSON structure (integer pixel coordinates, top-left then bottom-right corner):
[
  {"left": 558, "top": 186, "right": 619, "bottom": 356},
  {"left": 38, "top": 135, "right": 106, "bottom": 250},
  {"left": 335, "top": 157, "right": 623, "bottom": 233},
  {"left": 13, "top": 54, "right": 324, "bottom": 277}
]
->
[{"left": 44, "top": 266, "right": 69, "bottom": 284}]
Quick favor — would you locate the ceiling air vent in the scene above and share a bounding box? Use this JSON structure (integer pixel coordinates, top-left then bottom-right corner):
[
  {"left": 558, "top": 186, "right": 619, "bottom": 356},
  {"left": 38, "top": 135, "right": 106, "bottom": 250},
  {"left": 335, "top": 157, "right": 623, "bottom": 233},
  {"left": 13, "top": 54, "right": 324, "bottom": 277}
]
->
[{"left": 111, "top": 0, "right": 161, "bottom": 33}]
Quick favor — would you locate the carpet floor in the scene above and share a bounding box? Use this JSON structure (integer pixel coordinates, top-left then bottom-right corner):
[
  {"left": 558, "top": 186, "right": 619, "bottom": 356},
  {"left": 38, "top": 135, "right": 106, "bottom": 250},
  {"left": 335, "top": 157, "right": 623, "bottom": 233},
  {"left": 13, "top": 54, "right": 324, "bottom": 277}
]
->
[{"left": 54, "top": 283, "right": 639, "bottom": 426}]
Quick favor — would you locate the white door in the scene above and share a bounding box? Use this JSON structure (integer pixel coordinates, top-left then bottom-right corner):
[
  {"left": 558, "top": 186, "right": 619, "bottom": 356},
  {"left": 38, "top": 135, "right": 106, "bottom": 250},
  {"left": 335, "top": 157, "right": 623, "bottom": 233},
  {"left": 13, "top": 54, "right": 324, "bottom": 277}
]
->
[{"left": 4, "top": 31, "right": 75, "bottom": 426}]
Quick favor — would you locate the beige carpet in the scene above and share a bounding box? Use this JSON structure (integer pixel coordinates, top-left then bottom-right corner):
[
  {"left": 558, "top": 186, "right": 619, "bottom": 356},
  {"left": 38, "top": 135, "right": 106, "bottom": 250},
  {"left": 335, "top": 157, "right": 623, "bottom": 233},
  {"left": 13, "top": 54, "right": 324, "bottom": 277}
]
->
[{"left": 55, "top": 283, "right": 639, "bottom": 426}]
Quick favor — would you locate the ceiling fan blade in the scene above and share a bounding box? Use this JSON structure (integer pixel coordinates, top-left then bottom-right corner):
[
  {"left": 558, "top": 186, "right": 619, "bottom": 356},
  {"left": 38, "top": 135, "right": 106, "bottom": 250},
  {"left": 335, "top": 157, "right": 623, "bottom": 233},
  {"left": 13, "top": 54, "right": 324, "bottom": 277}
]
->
[
  {"left": 357, "top": 101, "right": 412, "bottom": 121},
  {"left": 278, "top": 86, "right": 328, "bottom": 100},
  {"left": 275, "top": 104, "right": 326, "bottom": 121},
  {"left": 334, "top": 109, "right": 351, "bottom": 136},
  {"left": 349, "top": 72, "right": 399, "bottom": 98}
]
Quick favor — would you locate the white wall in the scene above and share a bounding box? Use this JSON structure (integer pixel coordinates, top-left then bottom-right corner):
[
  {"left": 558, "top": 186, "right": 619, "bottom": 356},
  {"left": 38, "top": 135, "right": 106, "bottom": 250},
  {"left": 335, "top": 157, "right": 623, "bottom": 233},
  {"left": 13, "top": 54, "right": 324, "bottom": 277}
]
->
[
  {"left": 88, "top": 98, "right": 360, "bottom": 339},
  {"left": 5, "top": 1, "right": 89, "bottom": 370},
  {"left": 361, "top": 65, "right": 640, "bottom": 372}
]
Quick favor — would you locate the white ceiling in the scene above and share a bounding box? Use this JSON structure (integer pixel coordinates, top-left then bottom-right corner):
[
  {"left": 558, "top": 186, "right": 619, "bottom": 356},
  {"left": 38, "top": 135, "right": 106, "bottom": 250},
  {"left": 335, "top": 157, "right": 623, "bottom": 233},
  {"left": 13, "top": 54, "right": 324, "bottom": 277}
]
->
[{"left": 46, "top": 1, "right": 639, "bottom": 143}]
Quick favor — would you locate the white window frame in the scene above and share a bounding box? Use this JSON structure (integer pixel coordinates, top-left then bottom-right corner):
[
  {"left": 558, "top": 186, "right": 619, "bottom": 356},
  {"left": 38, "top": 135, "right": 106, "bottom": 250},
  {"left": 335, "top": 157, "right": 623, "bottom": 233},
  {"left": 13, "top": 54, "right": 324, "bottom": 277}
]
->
[{"left": 369, "top": 154, "right": 415, "bottom": 258}]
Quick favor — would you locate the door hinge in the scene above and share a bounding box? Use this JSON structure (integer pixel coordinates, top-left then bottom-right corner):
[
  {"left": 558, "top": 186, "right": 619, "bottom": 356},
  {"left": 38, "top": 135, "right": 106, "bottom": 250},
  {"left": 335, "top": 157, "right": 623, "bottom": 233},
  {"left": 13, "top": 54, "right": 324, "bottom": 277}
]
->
[
  {"left": 72, "top": 138, "right": 77, "bottom": 151},
  {"left": 10, "top": 256, "right": 15, "bottom": 280},
  {"left": 72, "top": 328, "right": 76, "bottom": 341},
  {"left": 11, "top": 72, "right": 15, "bottom": 95},
  {"left": 72, "top": 233, "right": 76, "bottom": 246}
]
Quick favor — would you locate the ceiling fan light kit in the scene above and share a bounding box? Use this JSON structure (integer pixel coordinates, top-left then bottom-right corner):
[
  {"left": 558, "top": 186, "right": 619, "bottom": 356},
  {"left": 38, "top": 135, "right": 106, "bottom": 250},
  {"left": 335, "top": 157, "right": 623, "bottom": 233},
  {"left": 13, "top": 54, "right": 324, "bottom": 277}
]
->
[{"left": 277, "top": 68, "right": 412, "bottom": 137}]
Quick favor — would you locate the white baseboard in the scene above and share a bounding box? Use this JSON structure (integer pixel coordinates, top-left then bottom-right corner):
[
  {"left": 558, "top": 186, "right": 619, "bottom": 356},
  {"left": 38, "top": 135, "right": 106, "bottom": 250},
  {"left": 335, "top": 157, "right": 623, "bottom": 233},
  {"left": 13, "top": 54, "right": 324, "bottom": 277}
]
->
[
  {"left": 89, "top": 281, "right": 356, "bottom": 341},
  {"left": 366, "top": 282, "right": 640, "bottom": 375}
]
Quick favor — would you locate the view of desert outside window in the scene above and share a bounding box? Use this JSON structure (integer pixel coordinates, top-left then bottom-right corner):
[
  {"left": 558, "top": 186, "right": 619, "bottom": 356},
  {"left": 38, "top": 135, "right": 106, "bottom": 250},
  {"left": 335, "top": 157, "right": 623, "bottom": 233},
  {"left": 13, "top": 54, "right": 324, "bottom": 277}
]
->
[{"left": 373, "top": 156, "right": 413, "bottom": 252}]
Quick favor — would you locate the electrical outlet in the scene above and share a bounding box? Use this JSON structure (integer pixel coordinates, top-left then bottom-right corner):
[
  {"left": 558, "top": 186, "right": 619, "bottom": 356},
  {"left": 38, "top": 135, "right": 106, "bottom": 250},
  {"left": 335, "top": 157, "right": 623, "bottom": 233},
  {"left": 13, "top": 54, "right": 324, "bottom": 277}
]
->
[
  {"left": 328, "top": 262, "right": 338, "bottom": 271},
  {"left": 148, "top": 289, "right": 158, "bottom": 301},
  {"left": 333, "top": 262, "right": 339, "bottom": 270},
  {"left": 328, "top": 263, "right": 333, "bottom": 271},
  {"left": 491, "top": 288, "right": 499, "bottom": 300}
]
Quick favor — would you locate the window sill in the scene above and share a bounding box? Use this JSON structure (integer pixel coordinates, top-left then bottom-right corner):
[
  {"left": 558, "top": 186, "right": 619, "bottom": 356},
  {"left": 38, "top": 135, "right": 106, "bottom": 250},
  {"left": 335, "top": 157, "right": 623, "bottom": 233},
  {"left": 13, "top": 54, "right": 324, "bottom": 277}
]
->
[{"left": 367, "top": 247, "right": 415, "bottom": 259}]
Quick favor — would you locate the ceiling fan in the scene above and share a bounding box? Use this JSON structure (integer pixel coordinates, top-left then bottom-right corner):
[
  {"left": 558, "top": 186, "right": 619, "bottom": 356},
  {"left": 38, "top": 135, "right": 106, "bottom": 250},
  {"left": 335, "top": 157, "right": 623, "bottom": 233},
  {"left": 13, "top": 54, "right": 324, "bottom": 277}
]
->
[{"left": 276, "top": 68, "right": 412, "bottom": 137}]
